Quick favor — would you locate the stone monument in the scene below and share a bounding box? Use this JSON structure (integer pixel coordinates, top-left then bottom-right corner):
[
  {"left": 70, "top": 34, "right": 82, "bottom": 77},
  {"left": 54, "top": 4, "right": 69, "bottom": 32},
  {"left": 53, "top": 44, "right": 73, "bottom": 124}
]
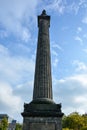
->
[{"left": 22, "top": 10, "right": 63, "bottom": 130}]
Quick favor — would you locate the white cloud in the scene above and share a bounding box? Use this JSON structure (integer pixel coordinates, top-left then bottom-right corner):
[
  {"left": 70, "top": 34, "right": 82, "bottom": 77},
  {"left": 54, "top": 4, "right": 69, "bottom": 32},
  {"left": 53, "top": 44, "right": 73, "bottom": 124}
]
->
[
  {"left": 52, "top": 50, "right": 58, "bottom": 57},
  {"left": 83, "top": 34, "right": 87, "bottom": 38},
  {"left": 22, "top": 28, "right": 31, "bottom": 42},
  {"left": 66, "top": 0, "right": 87, "bottom": 15},
  {"left": 0, "top": 30, "right": 8, "bottom": 38},
  {"left": 0, "top": 82, "right": 22, "bottom": 115},
  {"left": 0, "top": 44, "right": 35, "bottom": 121},
  {"left": 0, "top": 44, "right": 9, "bottom": 55},
  {"left": 53, "top": 74, "right": 87, "bottom": 115},
  {"left": 38, "top": 0, "right": 87, "bottom": 16},
  {"left": 75, "top": 36, "right": 83, "bottom": 44},
  {"left": 0, "top": 0, "right": 86, "bottom": 43},
  {"left": 14, "top": 81, "right": 33, "bottom": 102},
  {"left": 83, "top": 48, "right": 87, "bottom": 53},
  {"left": 51, "top": 42, "right": 62, "bottom": 67},
  {"left": 0, "top": 0, "right": 87, "bottom": 122},
  {"left": 53, "top": 58, "right": 59, "bottom": 67},
  {"left": 67, "top": 2, "right": 80, "bottom": 15},
  {"left": 43, "top": 0, "right": 66, "bottom": 14},
  {"left": 0, "top": 44, "right": 35, "bottom": 84},
  {"left": 77, "top": 27, "right": 82, "bottom": 33},
  {"left": 73, "top": 60, "right": 87, "bottom": 72},
  {"left": 82, "top": 16, "right": 87, "bottom": 24},
  {"left": 52, "top": 43, "right": 63, "bottom": 51},
  {"left": 74, "top": 95, "right": 87, "bottom": 104},
  {"left": 0, "top": 0, "right": 38, "bottom": 41},
  {"left": 62, "top": 26, "right": 69, "bottom": 31}
]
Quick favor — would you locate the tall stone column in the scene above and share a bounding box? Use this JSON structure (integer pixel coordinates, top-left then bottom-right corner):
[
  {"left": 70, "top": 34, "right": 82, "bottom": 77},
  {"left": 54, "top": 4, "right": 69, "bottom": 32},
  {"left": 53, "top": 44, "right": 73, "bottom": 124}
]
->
[
  {"left": 33, "top": 10, "right": 53, "bottom": 101},
  {"left": 22, "top": 10, "right": 64, "bottom": 130}
]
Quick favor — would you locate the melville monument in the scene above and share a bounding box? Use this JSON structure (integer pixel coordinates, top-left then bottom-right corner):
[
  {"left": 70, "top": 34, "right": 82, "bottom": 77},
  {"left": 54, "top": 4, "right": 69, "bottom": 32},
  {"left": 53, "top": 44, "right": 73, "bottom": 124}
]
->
[{"left": 22, "top": 10, "right": 63, "bottom": 130}]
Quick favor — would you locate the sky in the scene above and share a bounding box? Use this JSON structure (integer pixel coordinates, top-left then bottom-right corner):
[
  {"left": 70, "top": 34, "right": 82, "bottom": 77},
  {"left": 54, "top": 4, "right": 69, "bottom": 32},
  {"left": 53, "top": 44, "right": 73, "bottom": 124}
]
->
[{"left": 0, "top": 0, "right": 87, "bottom": 123}]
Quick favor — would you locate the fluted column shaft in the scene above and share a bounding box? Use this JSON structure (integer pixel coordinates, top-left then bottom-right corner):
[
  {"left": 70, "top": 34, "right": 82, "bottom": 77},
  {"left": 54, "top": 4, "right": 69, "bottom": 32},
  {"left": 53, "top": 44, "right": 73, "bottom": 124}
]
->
[{"left": 33, "top": 10, "right": 53, "bottom": 100}]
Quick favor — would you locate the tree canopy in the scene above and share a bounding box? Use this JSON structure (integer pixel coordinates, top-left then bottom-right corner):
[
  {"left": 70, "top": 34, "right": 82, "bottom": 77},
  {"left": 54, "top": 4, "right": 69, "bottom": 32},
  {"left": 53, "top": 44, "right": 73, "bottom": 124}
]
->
[
  {"left": 62, "top": 112, "right": 87, "bottom": 130},
  {"left": 0, "top": 117, "right": 8, "bottom": 130}
]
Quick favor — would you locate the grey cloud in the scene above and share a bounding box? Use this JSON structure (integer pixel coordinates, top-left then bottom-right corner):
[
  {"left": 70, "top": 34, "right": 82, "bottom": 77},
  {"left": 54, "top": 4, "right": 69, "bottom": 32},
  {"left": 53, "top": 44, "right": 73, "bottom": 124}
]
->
[
  {"left": 53, "top": 74, "right": 87, "bottom": 115},
  {"left": 0, "top": 44, "right": 35, "bottom": 85},
  {"left": 0, "top": 44, "right": 35, "bottom": 122}
]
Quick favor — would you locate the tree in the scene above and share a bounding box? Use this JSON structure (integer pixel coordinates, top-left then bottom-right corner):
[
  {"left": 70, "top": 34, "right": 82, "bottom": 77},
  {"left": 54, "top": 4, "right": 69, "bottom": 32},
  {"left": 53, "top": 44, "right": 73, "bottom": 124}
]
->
[
  {"left": 1, "top": 118, "right": 8, "bottom": 130},
  {"left": 62, "top": 128, "right": 70, "bottom": 130},
  {"left": 82, "top": 114, "right": 87, "bottom": 126},
  {"left": 81, "top": 126, "right": 87, "bottom": 130},
  {"left": 62, "top": 112, "right": 84, "bottom": 130},
  {"left": 0, "top": 123, "right": 2, "bottom": 130},
  {"left": 15, "top": 123, "right": 22, "bottom": 130}
]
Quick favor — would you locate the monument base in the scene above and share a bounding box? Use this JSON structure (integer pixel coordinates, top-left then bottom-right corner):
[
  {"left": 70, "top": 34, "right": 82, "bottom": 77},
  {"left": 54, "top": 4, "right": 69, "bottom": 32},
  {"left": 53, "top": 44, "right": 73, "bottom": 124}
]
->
[
  {"left": 22, "top": 99, "right": 63, "bottom": 130},
  {"left": 23, "top": 117, "right": 62, "bottom": 130}
]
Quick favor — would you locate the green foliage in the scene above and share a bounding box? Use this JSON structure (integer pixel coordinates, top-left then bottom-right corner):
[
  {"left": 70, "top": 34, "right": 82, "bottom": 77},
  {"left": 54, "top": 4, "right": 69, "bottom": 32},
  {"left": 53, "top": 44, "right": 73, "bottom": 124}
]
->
[
  {"left": 82, "top": 114, "right": 87, "bottom": 126},
  {"left": 0, "top": 124, "right": 2, "bottom": 130},
  {"left": 62, "top": 128, "right": 70, "bottom": 130},
  {"left": 15, "top": 123, "right": 22, "bottom": 130},
  {"left": 0, "top": 118, "right": 8, "bottom": 130},
  {"left": 81, "top": 126, "right": 87, "bottom": 130},
  {"left": 62, "top": 112, "right": 87, "bottom": 130}
]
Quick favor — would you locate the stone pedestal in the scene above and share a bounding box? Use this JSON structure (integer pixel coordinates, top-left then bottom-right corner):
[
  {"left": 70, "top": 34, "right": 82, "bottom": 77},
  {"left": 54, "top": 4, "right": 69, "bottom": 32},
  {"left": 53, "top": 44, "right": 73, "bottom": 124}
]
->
[
  {"left": 22, "top": 99, "right": 63, "bottom": 130},
  {"left": 23, "top": 117, "right": 62, "bottom": 130}
]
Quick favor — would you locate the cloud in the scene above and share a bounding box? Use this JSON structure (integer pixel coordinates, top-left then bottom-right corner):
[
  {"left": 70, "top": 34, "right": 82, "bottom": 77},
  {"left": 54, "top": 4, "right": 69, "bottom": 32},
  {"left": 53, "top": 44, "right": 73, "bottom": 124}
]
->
[
  {"left": 75, "top": 36, "right": 83, "bottom": 44},
  {"left": 38, "top": 0, "right": 87, "bottom": 16},
  {"left": 62, "top": 26, "right": 69, "bottom": 31},
  {"left": 77, "top": 27, "right": 82, "bottom": 34},
  {"left": 83, "top": 34, "right": 87, "bottom": 39},
  {"left": 73, "top": 60, "right": 87, "bottom": 72},
  {"left": 51, "top": 41, "right": 63, "bottom": 67},
  {"left": 40, "top": 0, "right": 66, "bottom": 14},
  {"left": 0, "top": 44, "right": 9, "bottom": 55},
  {"left": 22, "top": 28, "right": 31, "bottom": 42},
  {"left": 0, "top": 44, "right": 35, "bottom": 84},
  {"left": 52, "top": 50, "right": 58, "bottom": 57},
  {"left": 0, "top": 0, "right": 38, "bottom": 41},
  {"left": 0, "top": 0, "right": 87, "bottom": 43},
  {"left": 67, "top": 2, "right": 80, "bottom": 15},
  {"left": 66, "top": 0, "right": 87, "bottom": 15},
  {"left": 0, "top": 43, "right": 35, "bottom": 121},
  {"left": 83, "top": 48, "right": 87, "bottom": 53},
  {"left": 53, "top": 58, "right": 59, "bottom": 67},
  {"left": 0, "top": 0, "right": 87, "bottom": 122},
  {"left": 82, "top": 16, "right": 87, "bottom": 24},
  {"left": 0, "top": 30, "right": 8, "bottom": 38},
  {"left": 52, "top": 43, "right": 63, "bottom": 51},
  {"left": 53, "top": 74, "right": 87, "bottom": 115},
  {"left": 0, "top": 82, "right": 22, "bottom": 115},
  {"left": 49, "top": 0, "right": 66, "bottom": 14},
  {"left": 14, "top": 81, "right": 33, "bottom": 102}
]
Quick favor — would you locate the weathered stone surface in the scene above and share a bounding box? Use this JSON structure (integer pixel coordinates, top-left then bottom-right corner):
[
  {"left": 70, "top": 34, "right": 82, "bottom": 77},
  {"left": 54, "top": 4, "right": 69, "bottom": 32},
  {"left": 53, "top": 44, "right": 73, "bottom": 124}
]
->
[
  {"left": 22, "top": 10, "right": 63, "bottom": 130},
  {"left": 22, "top": 101, "right": 63, "bottom": 117},
  {"left": 23, "top": 117, "right": 62, "bottom": 130},
  {"left": 33, "top": 10, "right": 52, "bottom": 101}
]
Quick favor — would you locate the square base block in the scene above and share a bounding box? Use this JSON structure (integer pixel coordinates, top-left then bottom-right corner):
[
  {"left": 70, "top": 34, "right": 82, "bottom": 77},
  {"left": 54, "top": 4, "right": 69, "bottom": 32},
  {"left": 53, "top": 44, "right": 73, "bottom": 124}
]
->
[{"left": 23, "top": 117, "right": 62, "bottom": 130}]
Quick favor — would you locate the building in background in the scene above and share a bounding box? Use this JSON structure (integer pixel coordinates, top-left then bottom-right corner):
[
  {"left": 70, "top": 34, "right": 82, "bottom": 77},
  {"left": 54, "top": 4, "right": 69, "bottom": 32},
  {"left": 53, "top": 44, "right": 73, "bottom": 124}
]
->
[
  {"left": 0, "top": 114, "right": 16, "bottom": 130},
  {"left": 0, "top": 114, "right": 8, "bottom": 122},
  {"left": 8, "top": 120, "right": 16, "bottom": 130}
]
